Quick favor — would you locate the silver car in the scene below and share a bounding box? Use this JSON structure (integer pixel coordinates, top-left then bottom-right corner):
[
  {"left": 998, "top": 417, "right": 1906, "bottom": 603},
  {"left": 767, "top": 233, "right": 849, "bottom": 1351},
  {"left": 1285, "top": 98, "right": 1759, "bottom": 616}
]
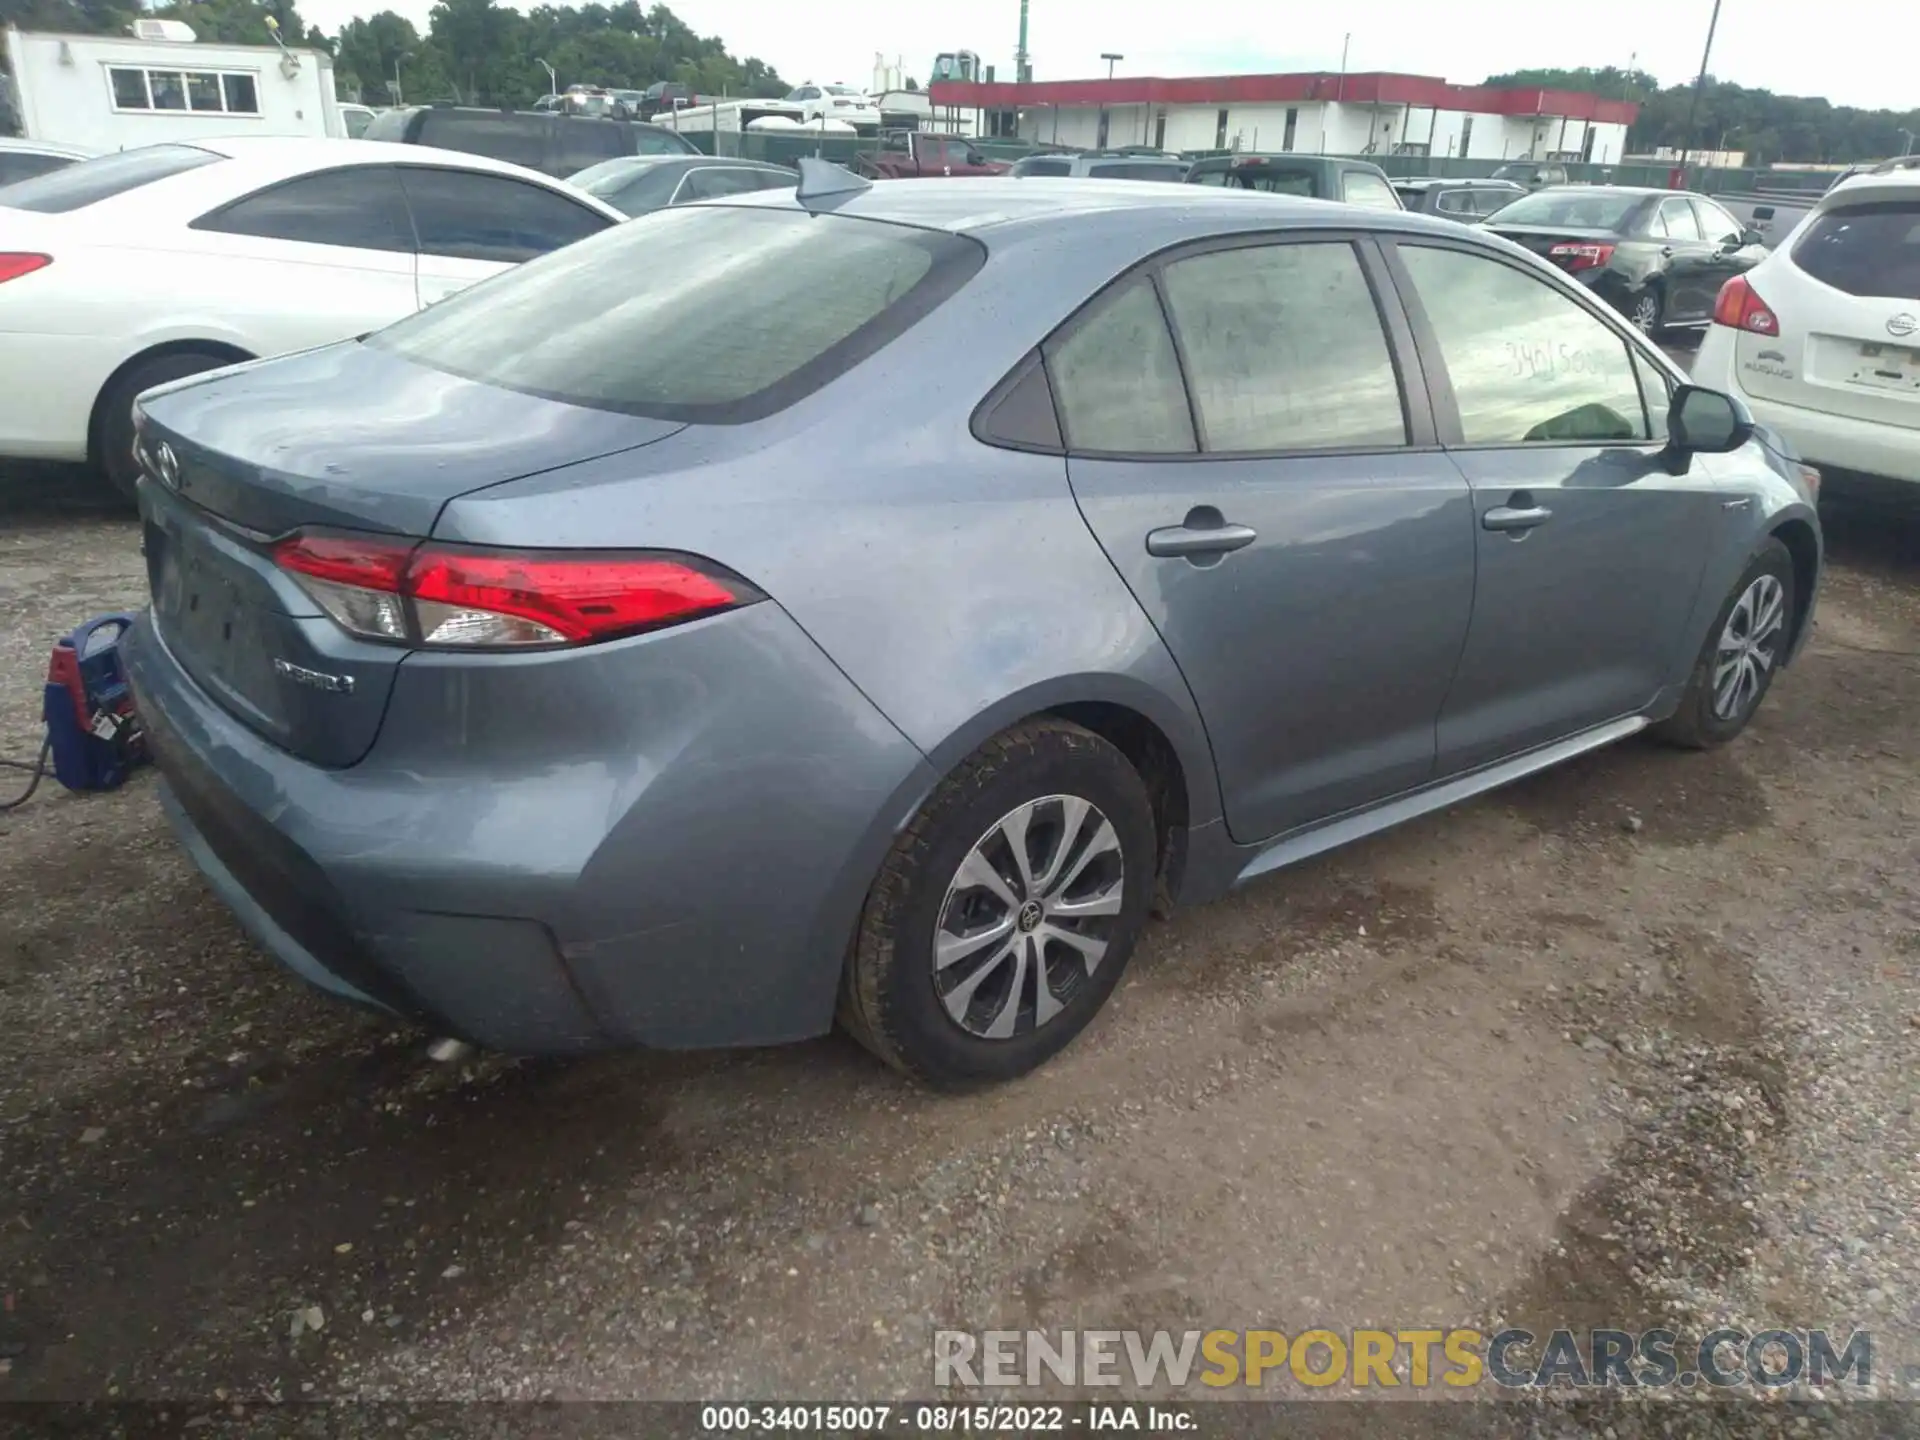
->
[{"left": 123, "top": 173, "right": 1822, "bottom": 1087}]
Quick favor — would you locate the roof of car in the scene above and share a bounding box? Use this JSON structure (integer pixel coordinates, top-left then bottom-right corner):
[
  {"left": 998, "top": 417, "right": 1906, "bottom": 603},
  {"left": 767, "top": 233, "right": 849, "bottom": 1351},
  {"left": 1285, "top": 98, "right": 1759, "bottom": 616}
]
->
[
  {"left": 0, "top": 137, "right": 94, "bottom": 159},
  {"left": 733, "top": 174, "right": 1475, "bottom": 242},
  {"left": 190, "top": 134, "right": 570, "bottom": 182}
]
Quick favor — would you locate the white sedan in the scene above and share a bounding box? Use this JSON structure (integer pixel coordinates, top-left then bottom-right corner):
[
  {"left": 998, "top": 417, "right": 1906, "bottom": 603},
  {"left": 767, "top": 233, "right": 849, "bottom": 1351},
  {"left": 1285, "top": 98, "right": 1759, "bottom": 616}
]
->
[
  {"left": 0, "top": 136, "right": 625, "bottom": 497},
  {"left": 785, "top": 83, "right": 881, "bottom": 127},
  {"left": 1694, "top": 159, "right": 1920, "bottom": 497}
]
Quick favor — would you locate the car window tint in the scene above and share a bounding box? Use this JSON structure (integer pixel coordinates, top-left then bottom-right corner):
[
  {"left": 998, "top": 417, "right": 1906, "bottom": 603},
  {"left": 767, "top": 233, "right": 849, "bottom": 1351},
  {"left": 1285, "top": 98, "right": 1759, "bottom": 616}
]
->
[
  {"left": 1047, "top": 277, "right": 1196, "bottom": 454},
  {"left": 1693, "top": 198, "right": 1743, "bottom": 245},
  {"left": 415, "top": 111, "right": 548, "bottom": 171},
  {"left": 400, "top": 167, "right": 609, "bottom": 263},
  {"left": 0, "top": 143, "right": 218, "bottom": 213},
  {"left": 0, "top": 152, "right": 74, "bottom": 186},
  {"left": 193, "top": 166, "right": 413, "bottom": 253},
  {"left": 1087, "top": 161, "right": 1184, "bottom": 182},
  {"left": 1398, "top": 244, "right": 1650, "bottom": 445},
  {"left": 1161, "top": 242, "right": 1405, "bottom": 452},
  {"left": 1790, "top": 201, "right": 1920, "bottom": 300},
  {"left": 1342, "top": 172, "right": 1398, "bottom": 209},
  {"left": 1018, "top": 158, "right": 1071, "bottom": 176},
  {"left": 370, "top": 205, "right": 980, "bottom": 422},
  {"left": 1659, "top": 197, "right": 1702, "bottom": 241}
]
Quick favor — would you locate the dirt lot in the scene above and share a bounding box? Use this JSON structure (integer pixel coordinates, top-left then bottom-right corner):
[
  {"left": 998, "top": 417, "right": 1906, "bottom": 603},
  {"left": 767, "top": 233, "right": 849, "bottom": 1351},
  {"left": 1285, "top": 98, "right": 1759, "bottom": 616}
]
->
[{"left": 1, "top": 463, "right": 1918, "bottom": 1432}]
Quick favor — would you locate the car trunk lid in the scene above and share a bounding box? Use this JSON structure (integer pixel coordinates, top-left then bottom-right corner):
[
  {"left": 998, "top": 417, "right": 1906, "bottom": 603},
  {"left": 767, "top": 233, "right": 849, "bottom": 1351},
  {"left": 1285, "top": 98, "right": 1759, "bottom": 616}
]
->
[
  {"left": 1484, "top": 222, "right": 1619, "bottom": 266},
  {"left": 136, "top": 342, "right": 686, "bottom": 766}
]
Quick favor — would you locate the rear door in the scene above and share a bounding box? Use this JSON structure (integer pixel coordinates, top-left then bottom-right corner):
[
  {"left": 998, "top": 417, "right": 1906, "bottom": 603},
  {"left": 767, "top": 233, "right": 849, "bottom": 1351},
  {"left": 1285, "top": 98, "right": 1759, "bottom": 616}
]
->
[
  {"left": 399, "top": 166, "right": 614, "bottom": 307},
  {"left": 1386, "top": 238, "right": 1725, "bottom": 772},
  {"left": 1057, "top": 235, "right": 1476, "bottom": 842},
  {"left": 1738, "top": 187, "right": 1920, "bottom": 432},
  {"left": 185, "top": 164, "right": 419, "bottom": 350}
]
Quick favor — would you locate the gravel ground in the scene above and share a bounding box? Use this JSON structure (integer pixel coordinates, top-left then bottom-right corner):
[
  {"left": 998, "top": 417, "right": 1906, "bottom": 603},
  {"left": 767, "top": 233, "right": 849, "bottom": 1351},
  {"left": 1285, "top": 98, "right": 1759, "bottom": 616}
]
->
[{"left": 1, "top": 456, "right": 1917, "bottom": 1436}]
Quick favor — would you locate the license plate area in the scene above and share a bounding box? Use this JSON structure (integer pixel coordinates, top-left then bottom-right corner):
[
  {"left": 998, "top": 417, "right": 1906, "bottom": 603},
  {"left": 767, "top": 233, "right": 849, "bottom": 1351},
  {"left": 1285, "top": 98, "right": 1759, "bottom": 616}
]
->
[{"left": 1842, "top": 338, "right": 1920, "bottom": 394}]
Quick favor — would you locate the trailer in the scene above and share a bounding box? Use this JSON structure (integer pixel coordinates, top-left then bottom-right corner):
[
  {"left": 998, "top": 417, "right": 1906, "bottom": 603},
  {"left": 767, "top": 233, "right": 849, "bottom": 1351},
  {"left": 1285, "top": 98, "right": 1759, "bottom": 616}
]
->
[
  {"left": 657, "top": 96, "right": 881, "bottom": 142},
  {"left": 3, "top": 22, "right": 344, "bottom": 152}
]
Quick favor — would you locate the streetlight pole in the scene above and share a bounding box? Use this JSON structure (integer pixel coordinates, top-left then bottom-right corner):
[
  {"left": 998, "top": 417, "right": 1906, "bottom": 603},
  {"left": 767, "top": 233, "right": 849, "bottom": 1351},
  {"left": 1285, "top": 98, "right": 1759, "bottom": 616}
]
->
[
  {"left": 536, "top": 58, "right": 556, "bottom": 98},
  {"left": 1901, "top": 128, "right": 1915, "bottom": 157},
  {"left": 1676, "top": 0, "right": 1725, "bottom": 183},
  {"left": 1101, "top": 53, "right": 1123, "bottom": 80},
  {"left": 391, "top": 51, "right": 410, "bottom": 106}
]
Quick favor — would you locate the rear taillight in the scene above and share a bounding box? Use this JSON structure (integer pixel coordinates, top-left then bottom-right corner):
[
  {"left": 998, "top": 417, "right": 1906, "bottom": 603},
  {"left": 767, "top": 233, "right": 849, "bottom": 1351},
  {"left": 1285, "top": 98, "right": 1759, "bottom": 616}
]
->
[
  {"left": 0, "top": 253, "right": 52, "bottom": 285},
  {"left": 272, "top": 533, "right": 758, "bottom": 649},
  {"left": 1712, "top": 275, "right": 1779, "bottom": 336},
  {"left": 1547, "top": 241, "right": 1615, "bottom": 271}
]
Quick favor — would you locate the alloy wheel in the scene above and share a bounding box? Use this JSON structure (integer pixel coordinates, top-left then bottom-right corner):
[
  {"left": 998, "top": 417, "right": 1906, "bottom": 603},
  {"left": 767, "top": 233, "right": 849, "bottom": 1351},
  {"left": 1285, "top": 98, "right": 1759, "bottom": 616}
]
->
[
  {"left": 1712, "top": 573, "right": 1786, "bottom": 721},
  {"left": 932, "top": 794, "right": 1125, "bottom": 1040}
]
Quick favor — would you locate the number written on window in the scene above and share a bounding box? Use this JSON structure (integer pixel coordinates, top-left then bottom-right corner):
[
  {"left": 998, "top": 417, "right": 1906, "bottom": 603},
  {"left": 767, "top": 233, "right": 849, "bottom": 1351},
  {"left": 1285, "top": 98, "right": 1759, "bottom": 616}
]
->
[{"left": 1399, "top": 245, "right": 1650, "bottom": 445}]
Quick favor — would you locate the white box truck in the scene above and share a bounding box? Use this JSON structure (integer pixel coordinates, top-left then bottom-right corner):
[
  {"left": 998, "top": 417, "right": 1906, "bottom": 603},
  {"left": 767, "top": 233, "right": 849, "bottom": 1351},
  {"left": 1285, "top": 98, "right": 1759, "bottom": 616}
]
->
[{"left": 3, "top": 21, "right": 344, "bottom": 152}]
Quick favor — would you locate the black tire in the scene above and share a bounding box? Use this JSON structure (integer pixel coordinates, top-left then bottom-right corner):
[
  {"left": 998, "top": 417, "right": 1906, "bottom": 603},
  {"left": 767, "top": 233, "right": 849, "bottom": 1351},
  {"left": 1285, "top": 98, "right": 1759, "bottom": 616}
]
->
[
  {"left": 1653, "top": 538, "right": 1795, "bottom": 750},
  {"left": 839, "top": 718, "right": 1157, "bottom": 1088},
  {"left": 92, "top": 350, "right": 235, "bottom": 505},
  {"left": 1627, "top": 284, "right": 1666, "bottom": 338}
]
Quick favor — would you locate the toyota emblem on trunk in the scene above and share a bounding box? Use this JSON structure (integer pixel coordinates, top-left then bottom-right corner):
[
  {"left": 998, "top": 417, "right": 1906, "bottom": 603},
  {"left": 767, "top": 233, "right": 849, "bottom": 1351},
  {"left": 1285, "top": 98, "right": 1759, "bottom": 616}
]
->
[
  {"left": 1890, "top": 313, "right": 1918, "bottom": 338},
  {"left": 154, "top": 441, "right": 180, "bottom": 490}
]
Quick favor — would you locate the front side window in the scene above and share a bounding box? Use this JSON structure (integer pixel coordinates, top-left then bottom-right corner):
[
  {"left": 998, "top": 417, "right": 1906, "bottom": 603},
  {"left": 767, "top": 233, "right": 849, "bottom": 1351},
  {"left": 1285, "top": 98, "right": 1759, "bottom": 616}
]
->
[
  {"left": 1047, "top": 278, "right": 1195, "bottom": 454},
  {"left": 1693, "top": 198, "right": 1743, "bottom": 245},
  {"left": 1160, "top": 242, "right": 1406, "bottom": 452},
  {"left": 1341, "top": 172, "right": 1399, "bottom": 209},
  {"left": 193, "top": 167, "right": 413, "bottom": 253},
  {"left": 369, "top": 205, "right": 982, "bottom": 422},
  {"left": 398, "top": 167, "right": 609, "bottom": 263},
  {"left": 1398, "top": 244, "right": 1650, "bottom": 445}
]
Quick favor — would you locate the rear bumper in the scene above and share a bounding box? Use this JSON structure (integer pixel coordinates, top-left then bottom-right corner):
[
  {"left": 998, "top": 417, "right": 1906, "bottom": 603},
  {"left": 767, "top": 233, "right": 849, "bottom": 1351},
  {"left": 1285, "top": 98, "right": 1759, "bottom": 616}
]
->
[
  {"left": 1695, "top": 327, "right": 1920, "bottom": 487},
  {"left": 124, "top": 601, "right": 935, "bottom": 1054}
]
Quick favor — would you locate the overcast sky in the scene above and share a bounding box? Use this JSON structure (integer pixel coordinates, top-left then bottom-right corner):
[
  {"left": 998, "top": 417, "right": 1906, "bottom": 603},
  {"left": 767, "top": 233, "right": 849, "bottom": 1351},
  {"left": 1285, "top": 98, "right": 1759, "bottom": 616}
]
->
[{"left": 298, "top": 0, "right": 1908, "bottom": 113}]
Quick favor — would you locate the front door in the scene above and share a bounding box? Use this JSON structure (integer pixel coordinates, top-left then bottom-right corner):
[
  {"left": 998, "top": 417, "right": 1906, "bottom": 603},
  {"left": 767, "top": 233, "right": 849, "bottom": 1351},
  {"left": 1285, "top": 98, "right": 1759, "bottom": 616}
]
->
[
  {"left": 1691, "top": 196, "right": 1768, "bottom": 297},
  {"left": 1388, "top": 240, "right": 1726, "bottom": 773},
  {"left": 1652, "top": 194, "right": 1720, "bottom": 323},
  {"left": 1052, "top": 238, "right": 1477, "bottom": 843}
]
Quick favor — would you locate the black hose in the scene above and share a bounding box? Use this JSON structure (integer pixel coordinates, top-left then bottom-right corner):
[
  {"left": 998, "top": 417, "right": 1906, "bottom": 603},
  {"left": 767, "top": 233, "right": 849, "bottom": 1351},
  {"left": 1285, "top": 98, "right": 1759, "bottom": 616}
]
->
[{"left": 0, "top": 739, "right": 53, "bottom": 813}]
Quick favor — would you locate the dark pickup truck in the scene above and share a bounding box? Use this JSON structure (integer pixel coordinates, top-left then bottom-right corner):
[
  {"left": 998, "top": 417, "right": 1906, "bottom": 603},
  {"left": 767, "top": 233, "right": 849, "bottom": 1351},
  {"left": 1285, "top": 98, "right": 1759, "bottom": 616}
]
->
[{"left": 853, "top": 130, "right": 1008, "bottom": 179}]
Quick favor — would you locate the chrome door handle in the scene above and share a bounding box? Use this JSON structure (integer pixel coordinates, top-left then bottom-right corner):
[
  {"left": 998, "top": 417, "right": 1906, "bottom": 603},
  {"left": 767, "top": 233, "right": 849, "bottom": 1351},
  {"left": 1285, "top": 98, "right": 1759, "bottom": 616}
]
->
[
  {"left": 1483, "top": 505, "right": 1553, "bottom": 533},
  {"left": 1146, "top": 521, "right": 1258, "bottom": 558}
]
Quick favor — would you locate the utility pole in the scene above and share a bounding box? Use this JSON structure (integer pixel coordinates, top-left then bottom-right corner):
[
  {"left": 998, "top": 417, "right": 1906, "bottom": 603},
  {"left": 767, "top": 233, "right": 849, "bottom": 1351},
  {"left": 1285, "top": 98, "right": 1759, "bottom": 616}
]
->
[
  {"left": 1676, "top": 0, "right": 1724, "bottom": 183},
  {"left": 1015, "top": 0, "right": 1030, "bottom": 84},
  {"left": 1101, "top": 53, "right": 1122, "bottom": 81}
]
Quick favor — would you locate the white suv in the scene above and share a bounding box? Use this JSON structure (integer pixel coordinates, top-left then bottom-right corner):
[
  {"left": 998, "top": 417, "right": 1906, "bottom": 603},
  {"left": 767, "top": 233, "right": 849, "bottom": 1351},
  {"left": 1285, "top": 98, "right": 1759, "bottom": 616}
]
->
[{"left": 1693, "top": 159, "right": 1920, "bottom": 495}]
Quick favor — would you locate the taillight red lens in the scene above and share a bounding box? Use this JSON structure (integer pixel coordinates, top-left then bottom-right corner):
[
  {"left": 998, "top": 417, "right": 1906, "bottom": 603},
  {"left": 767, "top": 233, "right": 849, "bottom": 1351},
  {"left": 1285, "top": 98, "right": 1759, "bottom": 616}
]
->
[
  {"left": 271, "top": 533, "right": 755, "bottom": 649},
  {"left": 0, "top": 253, "right": 52, "bottom": 285},
  {"left": 1547, "top": 241, "right": 1615, "bottom": 271},
  {"left": 1712, "top": 275, "right": 1779, "bottom": 335}
]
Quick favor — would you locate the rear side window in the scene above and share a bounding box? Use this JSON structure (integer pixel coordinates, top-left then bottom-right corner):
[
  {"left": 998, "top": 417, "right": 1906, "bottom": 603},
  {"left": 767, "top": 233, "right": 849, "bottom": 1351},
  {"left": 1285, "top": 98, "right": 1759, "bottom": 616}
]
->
[
  {"left": 1398, "top": 244, "right": 1650, "bottom": 445},
  {"left": 398, "top": 167, "right": 609, "bottom": 263},
  {"left": 1161, "top": 242, "right": 1406, "bottom": 452},
  {"left": 1047, "top": 278, "right": 1196, "bottom": 454},
  {"left": 579, "top": 163, "right": 684, "bottom": 215},
  {"left": 1341, "top": 172, "right": 1399, "bottom": 209},
  {"left": 1086, "top": 161, "right": 1184, "bottom": 182},
  {"left": 193, "top": 166, "right": 413, "bottom": 253},
  {"left": 0, "top": 144, "right": 218, "bottom": 213},
  {"left": 1658, "top": 197, "right": 1702, "bottom": 241},
  {"left": 0, "top": 152, "right": 75, "bottom": 187},
  {"left": 1016, "top": 158, "right": 1071, "bottom": 177},
  {"left": 368, "top": 206, "right": 984, "bottom": 422},
  {"left": 552, "top": 119, "right": 628, "bottom": 176},
  {"left": 416, "top": 111, "right": 548, "bottom": 172},
  {"left": 1792, "top": 201, "right": 1920, "bottom": 300}
]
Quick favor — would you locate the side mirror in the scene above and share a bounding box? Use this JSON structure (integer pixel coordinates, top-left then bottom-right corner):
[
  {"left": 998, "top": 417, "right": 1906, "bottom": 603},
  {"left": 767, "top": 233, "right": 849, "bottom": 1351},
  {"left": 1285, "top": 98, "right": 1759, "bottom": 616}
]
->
[
  {"left": 1664, "top": 383, "right": 1755, "bottom": 473},
  {"left": 1739, "top": 227, "right": 1764, "bottom": 246}
]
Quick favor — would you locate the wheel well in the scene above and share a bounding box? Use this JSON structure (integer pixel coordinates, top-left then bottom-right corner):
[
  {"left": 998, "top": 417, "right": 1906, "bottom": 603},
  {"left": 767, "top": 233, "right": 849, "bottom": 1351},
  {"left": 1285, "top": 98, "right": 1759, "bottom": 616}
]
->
[
  {"left": 86, "top": 341, "right": 254, "bottom": 463},
  {"left": 1771, "top": 518, "right": 1820, "bottom": 656},
  {"left": 1047, "top": 701, "right": 1190, "bottom": 917}
]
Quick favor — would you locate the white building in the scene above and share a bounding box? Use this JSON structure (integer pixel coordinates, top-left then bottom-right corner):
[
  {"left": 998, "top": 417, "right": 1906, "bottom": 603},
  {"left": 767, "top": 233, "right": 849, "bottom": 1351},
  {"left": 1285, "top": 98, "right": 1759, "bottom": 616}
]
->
[
  {"left": 928, "top": 70, "right": 1638, "bottom": 164},
  {"left": 4, "top": 24, "right": 344, "bottom": 152}
]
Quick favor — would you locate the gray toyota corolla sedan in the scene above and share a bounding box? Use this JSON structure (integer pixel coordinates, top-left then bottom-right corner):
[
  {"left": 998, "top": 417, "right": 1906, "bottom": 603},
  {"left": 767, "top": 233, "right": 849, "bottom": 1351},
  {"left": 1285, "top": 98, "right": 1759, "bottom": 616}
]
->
[{"left": 122, "top": 167, "right": 1823, "bottom": 1088}]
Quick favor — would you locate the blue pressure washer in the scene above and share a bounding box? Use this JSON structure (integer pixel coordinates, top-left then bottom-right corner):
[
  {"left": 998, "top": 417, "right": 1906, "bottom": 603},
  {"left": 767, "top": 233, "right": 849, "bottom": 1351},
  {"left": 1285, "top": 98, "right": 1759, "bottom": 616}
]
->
[{"left": 1, "top": 615, "right": 148, "bottom": 813}]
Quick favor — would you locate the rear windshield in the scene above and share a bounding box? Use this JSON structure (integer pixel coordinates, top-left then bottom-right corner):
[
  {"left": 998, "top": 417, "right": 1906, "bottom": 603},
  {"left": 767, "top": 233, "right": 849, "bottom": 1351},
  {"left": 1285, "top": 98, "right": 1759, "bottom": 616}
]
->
[
  {"left": 1015, "top": 158, "right": 1071, "bottom": 177},
  {"left": 1486, "top": 190, "right": 1642, "bottom": 231},
  {"left": 1201, "top": 165, "right": 1320, "bottom": 197},
  {"left": 0, "top": 144, "right": 218, "bottom": 212},
  {"left": 1792, "top": 200, "right": 1920, "bottom": 301},
  {"left": 367, "top": 205, "right": 985, "bottom": 422},
  {"left": 1086, "top": 161, "right": 1187, "bottom": 182}
]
